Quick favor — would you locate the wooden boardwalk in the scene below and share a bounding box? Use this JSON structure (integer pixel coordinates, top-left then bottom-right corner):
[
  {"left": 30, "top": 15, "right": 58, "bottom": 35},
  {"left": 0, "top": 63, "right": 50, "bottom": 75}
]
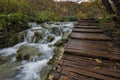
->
[{"left": 53, "top": 20, "right": 120, "bottom": 80}]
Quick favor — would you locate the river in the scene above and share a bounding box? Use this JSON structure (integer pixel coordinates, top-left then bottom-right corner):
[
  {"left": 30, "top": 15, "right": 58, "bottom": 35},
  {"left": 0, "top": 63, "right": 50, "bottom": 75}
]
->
[{"left": 0, "top": 22, "right": 75, "bottom": 80}]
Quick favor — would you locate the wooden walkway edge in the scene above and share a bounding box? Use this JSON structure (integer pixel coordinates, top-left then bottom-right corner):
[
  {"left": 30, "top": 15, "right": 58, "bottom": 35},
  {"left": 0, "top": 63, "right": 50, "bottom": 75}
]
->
[{"left": 53, "top": 20, "right": 120, "bottom": 80}]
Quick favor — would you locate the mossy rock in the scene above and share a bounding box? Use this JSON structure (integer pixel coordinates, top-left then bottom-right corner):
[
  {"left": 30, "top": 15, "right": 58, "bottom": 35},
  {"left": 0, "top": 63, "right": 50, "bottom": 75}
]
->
[
  {"left": 0, "top": 56, "right": 8, "bottom": 64},
  {"left": 54, "top": 40, "right": 64, "bottom": 47},
  {"left": 50, "top": 27, "right": 61, "bottom": 36},
  {"left": 47, "top": 35, "right": 55, "bottom": 42},
  {"left": 54, "top": 47, "right": 60, "bottom": 54},
  {"left": 4, "top": 34, "right": 19, "bottom": 47},
  {"left": 41, "top": 24, "right": 46, "bottom": 28},
  {"left": 40, "top": 65, "right": 50, "bottom": 80},
  {"left": 16, "top": 32, "right": 26, "bottom": 42},
  {"left": 34, "top": 31, "right": 42, "bottom": 37},
  {"left": 16, "top": 45, "right": 40, "bottom": 61},
  {"left": 34, "top": 31, "right": 43, "bottom": 43},
  {"left": 2, "top": 32, "right": 25, "bottom": 48},
  {"left": 0, "top": 62, "right": 21, "bottom": 80},
  {"left": 62, "top": 31, "right": 70, "bottom": 41}
]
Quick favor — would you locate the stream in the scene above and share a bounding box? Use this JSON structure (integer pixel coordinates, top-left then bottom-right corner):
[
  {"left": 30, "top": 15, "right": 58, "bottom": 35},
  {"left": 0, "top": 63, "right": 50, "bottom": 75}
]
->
[{"left": 0, "top": 22, "right": 75, "bottom": 80}]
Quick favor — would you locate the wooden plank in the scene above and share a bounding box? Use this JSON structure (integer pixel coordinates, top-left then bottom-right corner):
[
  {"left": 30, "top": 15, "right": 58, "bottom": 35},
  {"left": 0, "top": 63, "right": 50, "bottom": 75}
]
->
[
  {"left": 60, "top": 59, "right": 120, "bottom": 78},
  {"left": 59, "top": 75, "right": 70, "bottom": 80},
  {"left": 65, "top": 48, "right": 120, "bottom": 61},
  {"left": 61, "top": 69, "right": 93, "bottom": 80},
  {"left": 71, "top": 33, "right": 112, "bottom": 41},
  {"left": 73, "top": 28, "right": 103, "bottom": 33},
  {"left": 53, "top": 72, "right": 61, "bottom": 80},
  {"left": 75, "top": 23, "right": 97, "bottom": 26},
  {"left": 52, "top": 21, "right": 120, "bottom": 80},
  {"left": 63, "top": 54, "right": 120, "bottom": 71},
  {"left": 74, "top": 26, "right": 98, "bottom": 29},
  {"left": 65, "top": 39, "right": 120, "bottom": 61},
  {"left": 63, "top": 66, "right": 119, "bottom": 80},
  {"left": 65, "top": 39, "right": 118, "bottom": 54}
]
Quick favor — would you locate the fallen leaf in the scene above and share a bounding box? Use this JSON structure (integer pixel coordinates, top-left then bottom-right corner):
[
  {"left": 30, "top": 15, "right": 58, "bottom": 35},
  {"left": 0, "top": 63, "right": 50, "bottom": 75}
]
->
[
  {"left": 95, "top": 59, "right": 102, "bottom": 64},
  {"left": 95, "top": 66, "right": 100, "bottom": 69}
]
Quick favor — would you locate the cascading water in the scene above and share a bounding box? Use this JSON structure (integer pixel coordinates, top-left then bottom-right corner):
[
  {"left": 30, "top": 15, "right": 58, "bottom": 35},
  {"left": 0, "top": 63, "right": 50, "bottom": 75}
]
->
[{"left": 0, "top": 22, "right": 74, "bottom": 80}]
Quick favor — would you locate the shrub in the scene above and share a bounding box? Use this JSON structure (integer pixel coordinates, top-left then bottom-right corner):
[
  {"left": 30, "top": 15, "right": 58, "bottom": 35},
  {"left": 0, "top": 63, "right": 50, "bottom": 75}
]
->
[
  {"left": 113, "top": 28, "right": 120, "bottom": 40},
  {"left": 99, "top": 17, "right": 120, "bottom": 41},
  {"left": 76, "top": 11, "right": 87, "bottom": 20},
  {"left": 36, "top": 11, "right": 50, "bottom": 23},
  {"left": 86, "top": 11, "right": 94, "bottom": 19},
  {"left": 0, "top": 13, "right": 29, "bottom": 33}
]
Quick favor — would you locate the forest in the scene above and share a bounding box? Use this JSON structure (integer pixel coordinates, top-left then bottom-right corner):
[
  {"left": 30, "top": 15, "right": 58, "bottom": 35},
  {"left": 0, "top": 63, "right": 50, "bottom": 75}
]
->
[
  {"left": 0, "top": 0, "right": 120, "bottom": 48},
  {"left": 0, "top": 0, "right": 106, "bottom": 32}
]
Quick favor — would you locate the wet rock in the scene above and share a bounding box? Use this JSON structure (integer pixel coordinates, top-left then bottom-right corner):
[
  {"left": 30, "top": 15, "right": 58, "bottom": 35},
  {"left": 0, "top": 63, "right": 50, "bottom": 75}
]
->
[
  {"left": 54, "top": 31, "right": 71, "bottom": 47},
  {"left": 54, "top": 40, "right": 64, "bottom": 47},
  {"left": 62, "top": 31, "right": 70, "bottom": 41},
  {"left": 47, "top": 22, "right": 54, "bottom": 24},
  {"left": 34, "top": 31, "right": 43, "bottom": 43},
  {"left": 54, "top": 47, "right": 60, "bottom": 54},
  {"left": 48, "top": 43, "right": 54, "bottom": 47},
  {"left": 0, "top": 62, "right": 20, "bottom": 80},
  {"left": 49, "top": 27, "right": 62, "bottom": 36},
  {"left": 47, "top": 47, "right": 64, "bottom": 80},
  {"left": 0, "top": 56, "right": 8, "bottom": 64},
  {"left": 41, "top": 24, "right": 46, "bottom": 28},
  {"left": 1, "top": 32, "right": 26, "bottom": 48},
  {"left": 40, "top": 65, "right": 50, "bottom": 80},
  {"left": 17, "top": 32, "right": 26, "bottom": 42},
  {"left": 16, "top": 45, "right": 40, "bottom": 61},
  {"left": 47, "top": 35, "right": 55, "bottom": 42}
]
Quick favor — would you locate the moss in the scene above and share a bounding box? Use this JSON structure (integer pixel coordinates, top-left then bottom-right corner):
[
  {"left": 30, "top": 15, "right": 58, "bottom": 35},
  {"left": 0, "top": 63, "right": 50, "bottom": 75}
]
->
[
  {"left": 34, "top": 31, "right": 43, "bottom": 43},
  {"left": 99, "top": 19, "right": 120, "bottom": 44},
  {"left": 5, "top": 34, "right": 19, "bottom": 47},
  {"left": 46, "top": 47, "right": 64, "bottom": 80},
  {"left": 41, "top": 24, "right": 46, "bottom": 28},
  {"left": 113, "top": 28, "right": 120, "bottom": 40},
  {"left": 40, "top": 66, "right": 50, "bottom": 80},
  {"left": 47, "top": 35, "right": 55, "bottom": 42},
  {"left": 16, "top": 45, "right": 40, "bottom": 61},
  {"left": 0, "top": 62, "right": 21, "bottom": 80},
  {"left": 54, "top": 47, "right": 60, "bottom": 54},
  {"left": 54, "top": 40, "right": 64, "bottom": 47},
  {"left": 19, "top": 32, "right": 25, "bottom": 41},
  {"left": 0, "top": 31, "right": 26, "bottom": 49},
  {"left": 0, "top": 56, "right": 8, "bottom": 64},
  {"left": 0, "top": 13, "right": 29, "bottom": 33},
  {"left": 34, "top": 31, "right": 41, "bottom": 37}
]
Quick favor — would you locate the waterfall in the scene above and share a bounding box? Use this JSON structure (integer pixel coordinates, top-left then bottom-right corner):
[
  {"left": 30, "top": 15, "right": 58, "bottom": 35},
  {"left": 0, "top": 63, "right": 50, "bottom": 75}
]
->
[{"left": 0, "top": 22, "right": 74, "bottom": 80}]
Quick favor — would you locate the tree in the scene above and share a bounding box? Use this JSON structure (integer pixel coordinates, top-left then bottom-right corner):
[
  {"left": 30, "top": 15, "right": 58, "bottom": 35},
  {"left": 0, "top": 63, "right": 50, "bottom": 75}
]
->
[
  {"left": 112, "top": 0, "right": 120, "bottom": 15},
  {"left": 101, "top": 0, "right": 120, "bottom": 27}
]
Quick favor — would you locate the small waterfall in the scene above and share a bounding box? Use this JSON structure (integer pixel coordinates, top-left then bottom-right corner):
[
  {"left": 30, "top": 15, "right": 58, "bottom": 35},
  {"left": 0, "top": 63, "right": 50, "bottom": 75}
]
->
[{"left": 0, "top": 22, "right": 74, "bottom": 80}]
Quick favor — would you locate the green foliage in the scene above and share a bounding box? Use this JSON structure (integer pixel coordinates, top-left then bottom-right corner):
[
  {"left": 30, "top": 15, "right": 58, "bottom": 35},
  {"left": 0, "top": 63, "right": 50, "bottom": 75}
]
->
[
  {"left": 76, "top": 11, "right": 87, "bottom": 20},
  {"left": 99, "top": 18, "right": 120, "bottom": 41},
  {"left": 0, "top": 13, "right": 29, "bottom": 32},
  {"left": 0, "top": 0, "right": 110, "bottom": 33},
  {"left": 113, "top": 28, "right": 120, "bottom": 40},
  {"left": 86, "top": 11, "right": 94, "bottom": 18},
  {"left": 36, "top": 11, "right": 51, "bottom": 23},
  {"left": 99, "top": 14, "right": 116, "bottom": 25},
  {"left": 62, "top": 16, "right": 77, "bottom": 21},
  {"left": 36, "top": 10, "right": 77, "bottom": 23}
]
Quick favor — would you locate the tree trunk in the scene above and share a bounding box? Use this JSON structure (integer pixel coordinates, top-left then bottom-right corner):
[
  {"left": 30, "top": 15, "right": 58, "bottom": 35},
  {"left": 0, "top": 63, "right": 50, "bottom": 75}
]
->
[
  {"left": 111, "top": 0, "right": 120, "bottom": 15},
  {"left": 111, "top": 0, "right": 120, "bottom": 27},
  {"left": 102, "top": 0, "right": 120, "bottom": 27},
  {"left": 101, "top": 0, "right": 115, "bottom": 14}
]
